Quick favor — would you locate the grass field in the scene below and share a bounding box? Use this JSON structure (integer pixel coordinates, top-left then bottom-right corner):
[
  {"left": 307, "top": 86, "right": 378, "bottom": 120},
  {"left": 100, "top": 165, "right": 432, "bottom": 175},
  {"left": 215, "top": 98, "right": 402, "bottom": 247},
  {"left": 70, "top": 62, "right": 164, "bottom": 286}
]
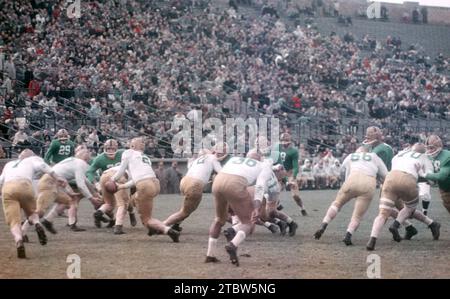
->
[{"left": 1, "top": 188, "right": 449, "bottom": 279}]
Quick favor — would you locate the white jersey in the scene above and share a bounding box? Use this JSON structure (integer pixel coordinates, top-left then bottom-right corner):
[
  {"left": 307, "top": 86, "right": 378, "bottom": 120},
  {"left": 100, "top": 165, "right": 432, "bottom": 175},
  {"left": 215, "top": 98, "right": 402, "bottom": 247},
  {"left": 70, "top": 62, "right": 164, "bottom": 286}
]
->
[
  {"left": 221, "top": 156, "right": 272, "bottom": 202},
  {"left": 186, "top": 154, "right": 222, "bottom": 184},
  {"left": 112, "top": 149, "right": 156, "bottom": 184},
  {"left": 53, "top": 157, "right": 92, "bottom": 198},
  {"left": 0, "top": 156, "right": 53, "bottom": 186},
  {"left": 391, "top": 149, "right": 433, "bottom": 180},
  {"left": 341, "top": 152, "right": 388, "bottom": 179}
]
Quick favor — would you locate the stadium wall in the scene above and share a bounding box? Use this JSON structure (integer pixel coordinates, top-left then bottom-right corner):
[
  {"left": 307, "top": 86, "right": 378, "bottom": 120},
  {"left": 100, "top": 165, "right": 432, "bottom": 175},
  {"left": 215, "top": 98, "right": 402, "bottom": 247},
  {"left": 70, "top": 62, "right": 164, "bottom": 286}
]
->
[{"left": 330, "top": 0, "right": 450, "bottom": 25}]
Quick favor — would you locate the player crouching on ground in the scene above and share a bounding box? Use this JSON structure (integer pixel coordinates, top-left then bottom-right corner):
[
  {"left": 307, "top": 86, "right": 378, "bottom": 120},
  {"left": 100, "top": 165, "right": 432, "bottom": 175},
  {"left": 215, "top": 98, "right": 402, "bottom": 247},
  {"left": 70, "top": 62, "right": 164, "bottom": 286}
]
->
[{"left": 95, "top": 166, "right": 131, "bottom": 234}]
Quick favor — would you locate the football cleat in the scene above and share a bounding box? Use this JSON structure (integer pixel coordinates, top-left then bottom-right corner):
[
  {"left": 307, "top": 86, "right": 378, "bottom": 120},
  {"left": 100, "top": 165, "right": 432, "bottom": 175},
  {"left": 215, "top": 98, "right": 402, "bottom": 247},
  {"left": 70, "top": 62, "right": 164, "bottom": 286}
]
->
[
  {"left": 113, "top": 225, "right": 125, "bottom": 235},
  {"left": 42, "top": 219, "right": 57, "bottom": 234},
  {"left": 277, "top": 221, "right": 288, "bottom": 236},
  {"left": 168, "top": 228, "right": 180, "bottom": 243},
  {"left": 205, "top": 256, "right": 220, "bottom": 263},
  {"left": 343, "top": 232, "right": 353, "bottom": 246},
  {"left": 267, "top": 223, "right": 279, "bottom": 234},
  {"left": 225, "top": 242, "right": 239, "bottom": 267},
  {"left": 171, "top": 223, "right": 183, "bottom": 232},
  {"left": 404, "top": 225, "right": 418, "bottom": 240},
  {"left": 366, "top": 237, "right": 377, "bottom": 251},
  {"left": 70, "top": 223, "right": 86, "bottom": 232},
  {"left": 429, "top": 222, "right": 440, "bottom": 240},
  {"left": 35, "top": 223, "right": 47, "bottom": 246},
  {"left": 16, "top": 240, "right": 26, "bottom": 259},
  {"left": 288, "top": 221, "right": 298, "bottom": 237}
]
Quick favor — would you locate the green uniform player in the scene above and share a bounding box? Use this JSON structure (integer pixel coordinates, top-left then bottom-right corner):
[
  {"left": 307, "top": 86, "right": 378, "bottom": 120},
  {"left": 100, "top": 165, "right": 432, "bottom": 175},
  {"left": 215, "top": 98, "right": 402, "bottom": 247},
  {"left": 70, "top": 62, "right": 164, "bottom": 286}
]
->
[
  {"left": 91, "top": 139, "right": 137, "bottom": 231},
  {"left": 424, "top": 135, "right": 450, "bottom": 215},
  {"left": 276, "top": 133, "right": 307, "bottom": 216},
  {"left": 362, "top": 126, "right": 394, "bottom": 170},
  {"left": 371, "top": 143, "right": 394, "bottom": 171},
  {"left": 86, "top": 149, "right": 124, "bottom": 183},
  {"left": 44, "top": 129, "right": 75, "bottom": 165}
]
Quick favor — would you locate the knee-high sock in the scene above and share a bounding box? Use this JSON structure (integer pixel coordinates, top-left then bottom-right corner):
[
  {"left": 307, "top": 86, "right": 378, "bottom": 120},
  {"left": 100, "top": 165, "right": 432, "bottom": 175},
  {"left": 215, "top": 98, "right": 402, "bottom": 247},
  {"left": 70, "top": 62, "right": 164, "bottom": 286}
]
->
[
  {"left": 231, "top": 230, "right": 246, "bottom": 247},
  {"left": 412, "top": 210, "right": 433, "bottom": 226},
  {"left": 45, "top": 204, "right": 61, "bottom": 222},
  {"left": 347, "top": 219, "right": 360, "bottom": 234},
  {"left": 370, "top": 215, "right": 387, "bottom": 238},
  {"left": 56, "top": 203, "right": 66, "bottom": 215},
  {"left": 323, "top": 205, "right": 339, "bottom": 224},
  {"left": 396, "top": 206, "right": 416, "bottom": 225},
  {"left": 68, "top": 205, "right": 77, "bottom": 225},
  {"left": 28, "top": 213, "right": 40, "bottom": 225},
  {"left": 207, "top": 237, "right": 218, "bottom": 257},
  {"left": 11, "top": 224, "right": 22, "bottom": 243},
  {"left": 21, "top": 220, "right": 31, "bottom": 236},
  {"left": 115, "top": 206, "right": 127, "bottom": 226}
]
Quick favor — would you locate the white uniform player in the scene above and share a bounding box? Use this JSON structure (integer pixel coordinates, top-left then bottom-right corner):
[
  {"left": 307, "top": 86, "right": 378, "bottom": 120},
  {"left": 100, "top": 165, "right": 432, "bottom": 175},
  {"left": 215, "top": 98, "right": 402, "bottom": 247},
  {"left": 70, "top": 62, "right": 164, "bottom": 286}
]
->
[
  {"left": 164, "top": 152, "right": 222, "bottom": 230},
  {"left": 341, "top": 152, "right": 388, "bottom": 179},
  {"left": 185, "top": 154, "right": 222, "bottom": 184},
  {"left": 206, "top": 154, "right": 273, "bottom": 266},
  {"left": 367, "top": 144, "right": 440, "bottom": 251},
  {"left": 112, "top": 137, "right": 179, "bottom": 242},
  {"left": 314, "top": 148, "right": 387, "bottom": 245},
  {"left": 0, "top": 150, "right": 64, "bottom": 258},
  {"left": 391, "top": 149, "right": 434, "bottom": 179},
  {"left": 220, "top": 156, "right": 273, "bottom": 202},
  {"left": 112, "top": 149, "right": 156, "bottom": 186},
  {"left": 43, "top": 152, "right": 98, "bottom": 231}
]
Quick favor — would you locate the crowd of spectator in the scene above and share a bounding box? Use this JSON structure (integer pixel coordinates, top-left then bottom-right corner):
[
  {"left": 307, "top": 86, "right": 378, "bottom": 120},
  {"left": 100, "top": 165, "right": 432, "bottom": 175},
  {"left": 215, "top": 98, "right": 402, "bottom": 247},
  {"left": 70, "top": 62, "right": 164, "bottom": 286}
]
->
[{"left": 0, "top": 0, "right": 448, "bottom": 163}]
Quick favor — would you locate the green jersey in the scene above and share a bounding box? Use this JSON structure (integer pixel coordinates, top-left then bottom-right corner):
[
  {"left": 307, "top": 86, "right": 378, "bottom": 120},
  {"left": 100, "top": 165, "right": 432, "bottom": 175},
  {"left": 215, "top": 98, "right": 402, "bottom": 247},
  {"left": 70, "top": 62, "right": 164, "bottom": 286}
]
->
[
  {"left": 86, "top": 149, "right": 124, "bottom": 183},
  {"left": 371, "top": 143, "right": 394, "bottom": 171},
  {"left": 276, "top": 144, "right": 299, "bottom": 178},
  {"left": 425, "top": 150, "right": 450, "bottom": 192},
  {"left": 44, "top": 140, "right": 76, "bottom": 165}
]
